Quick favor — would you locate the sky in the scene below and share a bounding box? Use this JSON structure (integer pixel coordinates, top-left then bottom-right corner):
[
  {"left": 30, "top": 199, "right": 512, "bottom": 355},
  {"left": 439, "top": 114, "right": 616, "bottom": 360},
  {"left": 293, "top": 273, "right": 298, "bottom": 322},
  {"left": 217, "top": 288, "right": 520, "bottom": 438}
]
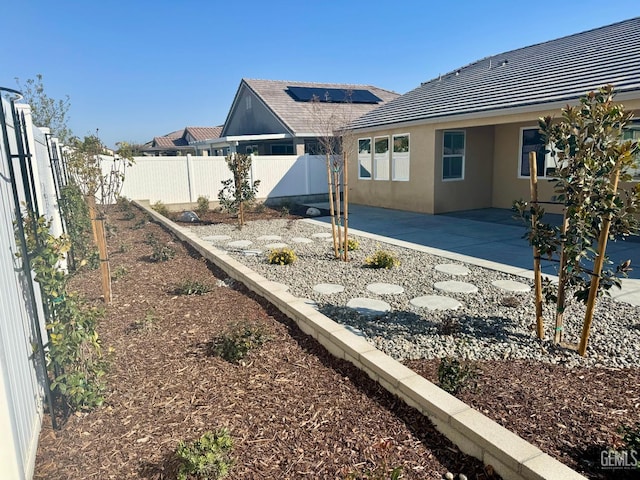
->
[{"left": 3, "top": 0, "right": 639, "bottom": 148}]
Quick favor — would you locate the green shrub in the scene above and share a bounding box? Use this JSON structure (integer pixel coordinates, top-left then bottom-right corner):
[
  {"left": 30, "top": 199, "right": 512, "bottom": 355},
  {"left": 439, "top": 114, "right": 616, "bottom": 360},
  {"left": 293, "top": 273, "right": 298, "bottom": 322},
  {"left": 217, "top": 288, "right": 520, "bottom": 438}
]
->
[
  {"left": 211, "top": 324, "right": 269, "bottom": 363},
  {"left": 437, "top": 357, "right": 478, "bottom": 395},
  {"left": 174, "top": 279, "right": 211, "bottom": 295},
  {"left": 364, "top": 250, "right": 399, "bottom": 269},
  {"left": 131, "top": 310, "right": 157, "bottom": 332},
  {"left": 279, "top": 204, "right": 290, "bottom": 217},
  {"left": 195, "top": 195, "right": 210, "bottom": 217},
  {"left": 267, "top": 247, "right": 297, "bottom": 265},
  {"left": 122, "top": 210, "right": 135, "bottom": 220},
  {"left": 347, "top": 238, "right": 360, "bottom": 251},
  {"left": 111, "top": 266, "right": 128, "bottom": 280},
  {"left": 132, "top": 215, "right": 149, "bottom": 230},
  {"left": 116, "top": 195, "right": 132, "bottom": 211},
  {"left": 152, "top": 201, "right": 170, "bottom": 217},
  {"left": 176, "top": 429, "right": 233, "bottom": 480},
  {"left": 149, "top": 243, "right": 175, "bottom": 262}
]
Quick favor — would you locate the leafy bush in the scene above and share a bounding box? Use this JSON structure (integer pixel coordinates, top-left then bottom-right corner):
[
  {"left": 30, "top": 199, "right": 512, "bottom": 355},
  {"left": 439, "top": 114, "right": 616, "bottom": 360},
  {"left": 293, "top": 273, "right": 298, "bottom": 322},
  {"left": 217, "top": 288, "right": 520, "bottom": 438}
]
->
[
  {"left": 267, "top": 247, "right": 297, "bottom": 265},
  {"left": 111, "top": 266, "right": 128, "bottom": 280},
  {"left": 175, "top": 429, "right": 233, "bottom": 480},
  {"left": 347, "top": 238, "right": 360, "bottom": 251},
  {"left": 58, "top": 183, "right": 93, "bottom": 271},
  {"left": 364, "top": 250, "right": 399, "bottom": 269},
  {"left": 150, "top": 243, "right": 175, "bottom": 262},
  {"left": 211, "top": 324, "right": 269, "bottom": 363},
  {"left": 131, "top": 310, "right": 157, "bottom": 332},
  {"left": 174, "top": 279, "right": 211, "bottom": 295},
  {"left": 116, "top": 195, "right": 132, "bottom": 210},
  {"left": 195, "top": 195, "right": 210, "bottom": 217},
  {"left": 437, "top": 357, "right": 478, "bottom": 395},
  {"left": 152, "top": 201, "right": 170, "bottom": 217}
]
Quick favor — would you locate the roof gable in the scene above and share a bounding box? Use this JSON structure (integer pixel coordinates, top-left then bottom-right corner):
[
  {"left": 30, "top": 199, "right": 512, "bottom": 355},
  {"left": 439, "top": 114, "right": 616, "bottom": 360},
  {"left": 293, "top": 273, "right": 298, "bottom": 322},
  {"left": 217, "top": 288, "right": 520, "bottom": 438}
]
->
[{"left": 351, "top": 17, "right": 640, "bottom": 130}]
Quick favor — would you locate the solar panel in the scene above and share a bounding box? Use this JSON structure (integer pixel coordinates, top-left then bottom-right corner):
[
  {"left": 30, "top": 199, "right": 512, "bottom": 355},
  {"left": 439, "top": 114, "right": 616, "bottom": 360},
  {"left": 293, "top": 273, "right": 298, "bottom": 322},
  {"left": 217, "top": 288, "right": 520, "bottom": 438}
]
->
[{"left": 287, "top": 86, "right": 382, "bottom": 104}]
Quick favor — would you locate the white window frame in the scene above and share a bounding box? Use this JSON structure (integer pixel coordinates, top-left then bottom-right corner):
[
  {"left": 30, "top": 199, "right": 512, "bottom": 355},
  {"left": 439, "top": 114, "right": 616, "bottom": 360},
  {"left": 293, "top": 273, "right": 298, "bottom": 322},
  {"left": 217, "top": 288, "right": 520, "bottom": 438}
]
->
[
  {"left": 358, "top": 137, "right": 372, "bottom": 180},
  {"left": 518, "top": 127, "right": 557, "bottom": 179},
  {"left": 392, "top": 133, "right": 410, "bottom": 181},
  {"left": 373, "top": 136, "right": 390, "bottom": 181},
  {"left": 623, "top": 122, "right": 640, "bottom": 181},
  {"left": 442, "top": 130, "right": 465, "bottom": 181}
]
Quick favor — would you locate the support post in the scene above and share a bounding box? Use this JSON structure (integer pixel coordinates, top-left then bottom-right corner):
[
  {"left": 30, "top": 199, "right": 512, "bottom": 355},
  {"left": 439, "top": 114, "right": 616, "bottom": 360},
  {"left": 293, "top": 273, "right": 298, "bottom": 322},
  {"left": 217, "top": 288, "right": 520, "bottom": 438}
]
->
[{"left": 95, "top": 217, "right": 112, "bottom": 303}]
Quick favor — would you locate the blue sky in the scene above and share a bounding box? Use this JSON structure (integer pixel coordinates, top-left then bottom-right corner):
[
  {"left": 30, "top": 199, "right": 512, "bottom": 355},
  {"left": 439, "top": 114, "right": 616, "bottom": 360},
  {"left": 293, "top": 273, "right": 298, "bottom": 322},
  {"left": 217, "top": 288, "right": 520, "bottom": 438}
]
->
[{"left": 3, "top": 1, "right": 639, "bottom": 148}]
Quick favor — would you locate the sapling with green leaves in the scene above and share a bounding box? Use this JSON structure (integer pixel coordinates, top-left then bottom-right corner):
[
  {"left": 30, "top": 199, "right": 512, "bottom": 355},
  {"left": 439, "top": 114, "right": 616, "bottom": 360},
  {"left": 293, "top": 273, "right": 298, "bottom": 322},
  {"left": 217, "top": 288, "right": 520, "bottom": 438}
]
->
[{"left": 218, "top": 153, "right": 260, "bottom": 227}]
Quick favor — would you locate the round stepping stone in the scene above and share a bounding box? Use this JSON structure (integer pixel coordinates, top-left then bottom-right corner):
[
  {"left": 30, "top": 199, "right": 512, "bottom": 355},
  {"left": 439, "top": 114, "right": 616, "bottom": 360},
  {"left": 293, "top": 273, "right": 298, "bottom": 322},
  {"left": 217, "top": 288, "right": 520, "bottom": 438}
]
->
[
  {"left": 492, "top": 279, "right": 531, "bottom": 293},
  {"left": 242, "top": 249, "right": 262, "bottom": 256},
  {"left": 435, "top": 263, "right": 470, "bottom": 276},
  {"left": 227, "top": 240, "right": 252, "bottom": 249},
  {"left": 203, "top": 234, "right": 231, "bottom": 242},
  {"left": 311, "top": 232, "right": 332, "bottom": 238},
  {"left": 313, "top": 283, "right": 345, "bottom": 294},
  {"left": 366, "top": 283, "right": 404, "bottom": 295},
  {"left": 346, "top": 298, "right": 391, "bottom": 316},
  {"left": 257, "top": 234, "right": 282, "bottom": 241},
  {"left": 434, "top": 280, "right": 478, "bottom": 294},
  {"left": 265, "top": 242, "right": 289, "bottom": 249},
  {"left": 291, "top": 237, "right": 313, "bottom": 244},
  {"left": 410, "top": 295, "right": 462, "bottom": 311}
]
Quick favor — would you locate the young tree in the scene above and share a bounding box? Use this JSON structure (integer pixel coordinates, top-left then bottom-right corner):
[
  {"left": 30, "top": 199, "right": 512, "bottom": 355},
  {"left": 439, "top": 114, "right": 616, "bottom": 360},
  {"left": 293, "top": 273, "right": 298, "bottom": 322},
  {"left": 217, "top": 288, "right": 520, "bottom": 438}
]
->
[
  {"left": 515, "top": 85, "right": 640, "bottom": 355},
  {"left": 218, "top": 153, "right": 260, "bottom": 227},
  {"left": 15, "top": 74, "right": 72, "bottom": 144}
]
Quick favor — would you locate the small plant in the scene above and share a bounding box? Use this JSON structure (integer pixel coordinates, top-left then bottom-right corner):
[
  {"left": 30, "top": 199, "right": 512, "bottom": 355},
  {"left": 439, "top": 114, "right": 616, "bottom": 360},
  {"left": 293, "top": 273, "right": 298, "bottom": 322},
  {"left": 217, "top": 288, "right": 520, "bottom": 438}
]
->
[
  {"left": 152, "top": 201, "right": 170, "bottom": 217},
  {"left": 438, "top": 317, "right": 460, "bottom": 335},
  {"left": 364, "top": 249, "right": 399, "bottom": 269},
  {"left": 347, "top": 238, "right": 360, "bottom": 251},
  {"left": 144, "top": 232, "right": 157, "bottom": 245},
  {"left": 116, "top": 195, "right": 132, "bottom": 211},
  {"left": 132, "top": 216, "right": 149, "bottom": 230},
  {"left": 149, "top": 242, "right": 175, "bottom": 262},
  {"left": 175, "top": 429, "right": 234, "bottom": 480},
  {"left": 131, "top": 310, "right": 157, "bottom": 332},
  {"left": 437, "top": 356, "right": 478, "bottom": 395},
  {"left": 279, "top": 204, "right": 290, "bottom": 217},
  {"left": 117, "top": 242, "right": 130, "bottom": 253},
  {"left": 211, "top": 324, "right": 269, "bottom": 363},
  {"left": 87, "top": 250, "right": 100, "bottom": 270},
  {"left": 195, "top": 195, "right": 210, "bottom": 217},
  {"left": 174, "top": 279, "right": 211, "bottom": 295},
  {"left": 218, "top": 153, "right": 260, "bottom": 226},
  {"left": 267, "top": 247, "right": 297, "bottom": 265},
  {"left": 343, "top": 439, "right": 403, "bottom": 480},
  {"left": 111, "top": 266, "right": 128, "bottom": 280},
  {"left": 122, "top": 210, "right": 136, "bottom": 221}
]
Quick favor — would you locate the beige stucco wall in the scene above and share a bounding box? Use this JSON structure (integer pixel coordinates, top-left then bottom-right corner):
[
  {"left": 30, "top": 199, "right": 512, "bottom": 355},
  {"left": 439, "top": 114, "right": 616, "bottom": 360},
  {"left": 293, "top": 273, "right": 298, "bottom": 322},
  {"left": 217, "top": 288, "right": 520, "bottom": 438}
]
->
[
  {"left": 349, "top": 97, "right": 640, "bottom": 215},
  {"left": 348, "top": 124, "right": 436, "bottom": 213}
]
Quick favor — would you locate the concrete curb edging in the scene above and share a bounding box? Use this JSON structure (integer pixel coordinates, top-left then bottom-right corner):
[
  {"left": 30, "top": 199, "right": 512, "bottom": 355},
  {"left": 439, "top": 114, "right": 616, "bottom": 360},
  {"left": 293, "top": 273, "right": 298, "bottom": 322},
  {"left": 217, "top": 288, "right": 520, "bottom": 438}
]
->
[{"left": 136, "top": 202, "right": 587, "bottom": 480}]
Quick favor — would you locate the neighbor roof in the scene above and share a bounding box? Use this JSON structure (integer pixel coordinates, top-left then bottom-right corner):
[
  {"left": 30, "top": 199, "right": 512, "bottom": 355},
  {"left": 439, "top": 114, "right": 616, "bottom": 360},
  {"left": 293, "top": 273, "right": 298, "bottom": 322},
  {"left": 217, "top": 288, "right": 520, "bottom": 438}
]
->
[
  {"left": 224, "top": 79, "right": 399, "bottom": 136},
  {"left": 185, "top": 126, "right": 223, "bottom": 142},
  {"left": 351, "top": 17, "right": 640, "bottom": 130},
  {"left": 144, "top": 126, "right": 223, "bottom": 150}
]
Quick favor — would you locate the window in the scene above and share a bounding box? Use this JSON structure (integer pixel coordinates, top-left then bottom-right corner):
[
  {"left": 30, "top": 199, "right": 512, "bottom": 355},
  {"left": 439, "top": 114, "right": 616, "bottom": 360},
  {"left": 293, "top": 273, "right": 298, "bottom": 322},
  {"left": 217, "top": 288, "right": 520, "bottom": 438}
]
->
[
  {"left": 245, "top": 145, "right": 258, "bottom": 154},
  {"left": 623, "top": 121, "right": 640, "bottom": 180},
  {"left": 245, "top": 96, "right": 252, "bottom": 110},
  {"left": 518, "top": 128, "right": 556, "bottom": 178},
  {"left": 270, "top": 144, "right": 294, "bottom": 155},
  {"left": 392, "top": 134, "right": 410, "bottom": 181},
  {"left": 373, "top": 136, "right": 390, "bottom": 180},
  {"left": 358, "top": 138, "right": 372, "bottom": 179},
  {"left": 442, "top": 131, "right": 464, "bottom": 180}
]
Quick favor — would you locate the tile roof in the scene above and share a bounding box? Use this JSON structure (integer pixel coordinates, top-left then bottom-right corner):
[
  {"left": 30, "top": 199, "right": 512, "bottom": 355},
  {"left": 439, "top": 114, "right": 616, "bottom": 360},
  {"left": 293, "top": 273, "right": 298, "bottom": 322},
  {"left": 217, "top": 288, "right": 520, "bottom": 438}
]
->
[
  {"left": 185, "top": 126, "right": 223, "bottom": 141},
  {"left": 351, "top": 17, "right": 640, "bottom": 130},
  {"left": 234, "top": 79, "right": 400, "bottom": 135},
  {"left": 145, "top": 126, "right": 222, "bottom": 150}
]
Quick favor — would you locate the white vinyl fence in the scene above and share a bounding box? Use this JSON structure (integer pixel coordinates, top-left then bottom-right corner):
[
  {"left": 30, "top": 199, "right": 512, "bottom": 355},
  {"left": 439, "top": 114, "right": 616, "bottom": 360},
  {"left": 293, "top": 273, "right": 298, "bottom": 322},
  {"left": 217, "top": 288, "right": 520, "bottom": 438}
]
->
[
  {"left": 0, "top": 98, "right": 59, "bottom": 480},
  {"left": 115, "top": 154, "right": 330, "bottom": 205}
]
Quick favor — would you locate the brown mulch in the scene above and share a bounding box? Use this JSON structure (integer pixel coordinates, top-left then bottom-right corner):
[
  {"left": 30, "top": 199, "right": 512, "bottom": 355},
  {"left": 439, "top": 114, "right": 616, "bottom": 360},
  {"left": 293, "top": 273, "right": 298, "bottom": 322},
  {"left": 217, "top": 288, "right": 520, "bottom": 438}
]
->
[{"left": 34, "top": 205, "right": 494, "bottom": 479}]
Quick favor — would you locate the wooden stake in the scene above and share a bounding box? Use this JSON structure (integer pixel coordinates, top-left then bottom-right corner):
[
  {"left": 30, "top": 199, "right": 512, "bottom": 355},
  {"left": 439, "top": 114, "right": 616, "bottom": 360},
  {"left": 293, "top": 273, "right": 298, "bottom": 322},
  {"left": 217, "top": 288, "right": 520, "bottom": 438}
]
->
[
  {"left": 578, "top": 166, "right": 621, "bottom": 356},
  {"left": 554, "top": 211, "right": 569, "bottom": 344},
  {"left": 334, "top": 168, "right": 342, "bottom": 255},
  {"left": 529, "top": 152, "right": 545, "bottom": 340},
  {"left": 95, "top": 218, "right": 112, "bottom": 303},
  {"left": 86, "top": 194, "right": 98, "bottom": 244},
  {"left": 325, "top": 154, "right": 338, "bottom": 258}
]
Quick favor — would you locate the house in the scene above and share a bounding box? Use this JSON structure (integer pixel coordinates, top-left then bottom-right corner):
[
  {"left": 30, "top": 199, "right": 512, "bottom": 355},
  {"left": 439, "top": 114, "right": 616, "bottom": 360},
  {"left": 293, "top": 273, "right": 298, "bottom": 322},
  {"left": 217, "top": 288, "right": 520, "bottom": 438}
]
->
[
  {"left": 190, "top": 79, "right": 399, "bottom": 156},
  {"left": 347, "top": 17, "right": 640, "bottom": 214},
  {"left": 141, "top": 126, "right": 223, "bottom": 156}
]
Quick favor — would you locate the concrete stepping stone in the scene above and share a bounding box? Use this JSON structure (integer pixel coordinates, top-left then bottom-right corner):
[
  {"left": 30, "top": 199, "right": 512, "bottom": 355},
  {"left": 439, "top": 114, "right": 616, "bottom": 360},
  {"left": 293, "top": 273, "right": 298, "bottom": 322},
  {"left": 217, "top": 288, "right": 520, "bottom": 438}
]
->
[
  {"left": 410, "top": 295, "right": 462, "bottom": 311},
  {"left": 366, "top": 283, "right": 404, "bottom": 295},
  {"left": 203, "top": 234, "right": 232, "bottom": 242},
  {"left": 313, "top": 283, "right": 345, "bottom": 294},
  {"left": 435, "top": 263, "right": 470, "bottom": 276},
  {"left": 492, "top": 279, "right": 531, "bottom": 293},
  {"left": 257, "top": 234, "right": 282, "bottom": 241},
  {"left": 311, "top": 232, "right": 332, "bottom": 238},
  {"left": 346, "top": 298, "right": 391, "bottom": 316},
  {"left": 227, "top": 240, "right": 253, "bottom": 249},
  {"left": 242, "top": 249, "right": 262, "bottom": 256},
  {"left": 291, "top": 237, "right": 313, "bottom": 244},
  {"left": 434, "top": 280, "right": 478, "bottom": 294},
  {"left": 265, "top": 242, "right": 289, "bottom": 249}
]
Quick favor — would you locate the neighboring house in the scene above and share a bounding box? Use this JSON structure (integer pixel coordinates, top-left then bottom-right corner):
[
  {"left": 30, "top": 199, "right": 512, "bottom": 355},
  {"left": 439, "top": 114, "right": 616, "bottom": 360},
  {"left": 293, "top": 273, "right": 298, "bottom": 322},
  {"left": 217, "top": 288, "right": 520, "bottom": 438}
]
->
[
  {"left": 191, "top": 79, "right": 399, "bottom": 156},
  {"left": 347, "top": 17, "right": 640, "bottom": 214},
  {"left": 141, "top": 126, "right": 223, "bottom": 156}
]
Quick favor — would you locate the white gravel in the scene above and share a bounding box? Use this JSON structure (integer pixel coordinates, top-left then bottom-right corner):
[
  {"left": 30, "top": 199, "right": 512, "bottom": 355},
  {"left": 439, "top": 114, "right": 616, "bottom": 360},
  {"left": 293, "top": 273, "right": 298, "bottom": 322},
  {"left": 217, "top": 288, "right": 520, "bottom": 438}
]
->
[{"left": 190, "top": 219, "right": 640, "bottom": 368}]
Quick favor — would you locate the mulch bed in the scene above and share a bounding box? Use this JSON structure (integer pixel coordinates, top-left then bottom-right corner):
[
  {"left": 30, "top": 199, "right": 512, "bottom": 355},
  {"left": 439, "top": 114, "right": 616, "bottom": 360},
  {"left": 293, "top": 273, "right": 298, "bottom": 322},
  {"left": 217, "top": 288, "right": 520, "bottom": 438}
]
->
[{"left": 34, "top": 204, "right": 494, "bottom": 479}]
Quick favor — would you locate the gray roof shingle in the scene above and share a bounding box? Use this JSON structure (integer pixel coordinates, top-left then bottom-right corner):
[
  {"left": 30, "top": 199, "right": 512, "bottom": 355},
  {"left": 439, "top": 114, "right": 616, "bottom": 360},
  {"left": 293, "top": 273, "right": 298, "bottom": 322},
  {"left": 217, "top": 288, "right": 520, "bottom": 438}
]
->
[
  {"left": 351, "top": 17, "right": 640, "bottom": 130},
  {"left": 237, "top": 79, "right": 400, "bottom": 135}
]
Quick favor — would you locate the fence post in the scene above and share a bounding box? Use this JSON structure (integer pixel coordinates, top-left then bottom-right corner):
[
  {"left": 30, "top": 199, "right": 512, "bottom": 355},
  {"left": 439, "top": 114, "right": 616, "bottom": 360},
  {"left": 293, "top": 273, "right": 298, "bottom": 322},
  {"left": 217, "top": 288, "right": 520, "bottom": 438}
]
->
[{"left": 304, "top": 154, "right": 311, "bottom": 195}]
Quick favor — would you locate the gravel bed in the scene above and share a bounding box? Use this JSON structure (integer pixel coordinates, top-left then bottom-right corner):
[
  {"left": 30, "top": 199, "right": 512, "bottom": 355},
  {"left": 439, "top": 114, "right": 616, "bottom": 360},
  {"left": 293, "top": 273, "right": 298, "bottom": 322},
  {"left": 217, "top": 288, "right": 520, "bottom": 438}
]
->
[{"left": 190, "top": 219, "right": 640, "bottom": 368}]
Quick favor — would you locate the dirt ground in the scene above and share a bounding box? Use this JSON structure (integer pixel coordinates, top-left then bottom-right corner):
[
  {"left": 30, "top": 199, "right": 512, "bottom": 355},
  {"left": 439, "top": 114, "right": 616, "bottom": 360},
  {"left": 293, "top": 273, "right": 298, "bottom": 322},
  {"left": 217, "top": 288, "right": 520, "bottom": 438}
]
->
[{"left": 33, "top": 204, "right": 639, "bottom": 479}]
